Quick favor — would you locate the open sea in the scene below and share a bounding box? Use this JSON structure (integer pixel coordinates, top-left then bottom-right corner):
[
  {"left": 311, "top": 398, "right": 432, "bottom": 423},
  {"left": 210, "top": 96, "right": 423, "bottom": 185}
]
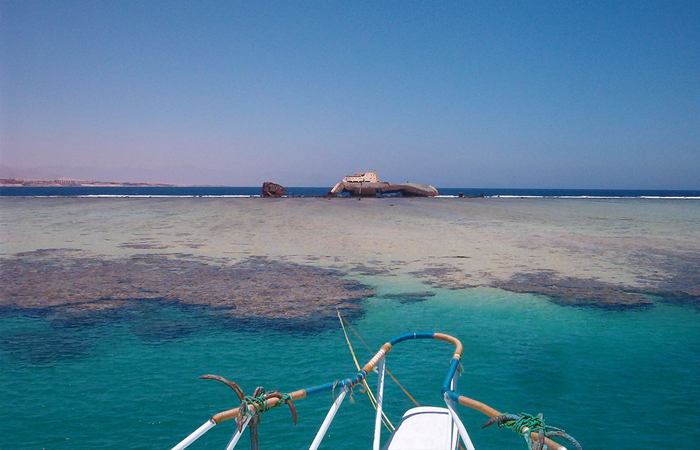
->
[
  {"left": 1, "top": 187, "right": 699, "bottom": 450},
  {"left": 1, "top": 186, "right": 700, "bottom": 199}
]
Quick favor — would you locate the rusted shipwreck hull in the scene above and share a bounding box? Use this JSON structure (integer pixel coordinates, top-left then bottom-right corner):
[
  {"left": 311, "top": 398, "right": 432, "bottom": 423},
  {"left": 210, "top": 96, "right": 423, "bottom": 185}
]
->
[{"left": 328, "top": 171, "right": 438, "bottom": 197}]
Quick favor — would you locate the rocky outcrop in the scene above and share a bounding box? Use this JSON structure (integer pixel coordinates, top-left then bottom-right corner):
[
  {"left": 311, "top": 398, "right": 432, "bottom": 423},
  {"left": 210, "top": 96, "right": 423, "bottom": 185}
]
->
[{"left": 262, "top": 181, "right": 286, "bottom": 197}]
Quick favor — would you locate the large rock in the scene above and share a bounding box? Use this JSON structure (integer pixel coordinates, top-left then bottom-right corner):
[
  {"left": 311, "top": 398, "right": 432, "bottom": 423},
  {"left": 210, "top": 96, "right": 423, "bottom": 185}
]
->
[{"left": 261, "top": 181, "right": 286, "bottom": 197}]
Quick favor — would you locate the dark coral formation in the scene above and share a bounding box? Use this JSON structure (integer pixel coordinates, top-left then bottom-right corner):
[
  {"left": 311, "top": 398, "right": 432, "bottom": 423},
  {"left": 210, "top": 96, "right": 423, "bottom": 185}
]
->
[
  {"left": 382, "top": 291, "right": 436, "bottom": 304},
  {"left": 633, "top": 250, "right": 700, "bottom": 304},
  {"left": 493, "top": 270, "right": 655, "bottom": 309},
  {"left": 409, "top": 264, "right": 476, "bottom": 290},
  {"left": 406, "top": 250, "right": 700, "bottom": 309},
  {"left": 492, "top": 256, "right": 699, "bottom": 309},
  {"left": 0, "top": 250, "right": 373, "bottom": 328}
]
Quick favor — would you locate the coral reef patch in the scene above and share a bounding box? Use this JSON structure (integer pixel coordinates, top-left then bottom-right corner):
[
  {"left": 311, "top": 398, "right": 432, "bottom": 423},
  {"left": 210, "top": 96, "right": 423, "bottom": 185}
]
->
[
  {"left": 493, "top": 270, "right": 654, "bottom": 309},
  {"left": 0, "top": 249, "right": 373, "bottom": 329}
]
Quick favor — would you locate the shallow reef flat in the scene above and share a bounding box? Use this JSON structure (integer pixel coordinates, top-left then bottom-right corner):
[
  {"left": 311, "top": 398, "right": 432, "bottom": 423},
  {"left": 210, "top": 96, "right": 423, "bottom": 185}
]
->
[{"left": 1, "top": 197, "right": 698, "bottom": 321}]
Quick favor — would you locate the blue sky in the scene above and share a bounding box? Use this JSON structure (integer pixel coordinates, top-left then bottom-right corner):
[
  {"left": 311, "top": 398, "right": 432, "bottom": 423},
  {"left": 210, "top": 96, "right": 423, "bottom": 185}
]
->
[{"left": 1, "top": 1, "right": 699, "bottom": 188}]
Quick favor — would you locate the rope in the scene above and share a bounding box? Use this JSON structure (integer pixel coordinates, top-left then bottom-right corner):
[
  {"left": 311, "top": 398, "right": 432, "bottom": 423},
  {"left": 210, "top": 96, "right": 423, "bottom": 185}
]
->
[
  {"left": 239, "top": 392, "right": 270, "bottom": 423},
  {"left": 339, "top": 313, "right": 421, "bottom": 408},
  {"left": 277, "top": 393, "right": 292, "bottom": 406},
  {"left": 331, "top": 380, "right": 339, "bottom": 401},
  {"left": 339, "top": 313, "right": 467, "bottom": 450},
  {"left": 486, "top": 412, "right": 582, "bottom": 450},
  {"left": 507, "top": 413, "right": 546, "bottom": 436},
  {"left": 338, "top": 312, "right": 395, "bottom": 431},
  {"left": 497, "top": 413, "right": 547, "bottom": 449}
]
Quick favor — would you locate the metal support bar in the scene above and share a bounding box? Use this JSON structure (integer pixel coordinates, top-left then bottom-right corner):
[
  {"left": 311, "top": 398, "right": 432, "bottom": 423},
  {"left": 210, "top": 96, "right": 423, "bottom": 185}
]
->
[
  {"left": 224, "top": 413, "right": 253, "bottom": 450},
  {"left": 372, "top": 358, "right": 386, "bottom": 450},
  {"left": 170, "top": 419, "right": 216, "bottom": 450},
  {"left": 444, "top": 394, "right": 476, "bottom": 450},
  {"left": 308, "top": 386, "right": 349, "bottom": 450}
]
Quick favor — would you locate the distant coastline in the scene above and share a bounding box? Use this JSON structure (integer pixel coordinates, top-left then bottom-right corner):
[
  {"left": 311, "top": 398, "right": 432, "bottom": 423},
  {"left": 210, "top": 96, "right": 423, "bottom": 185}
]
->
[{"left": 0, "top": 178, "right": 175, "bottom": 187}]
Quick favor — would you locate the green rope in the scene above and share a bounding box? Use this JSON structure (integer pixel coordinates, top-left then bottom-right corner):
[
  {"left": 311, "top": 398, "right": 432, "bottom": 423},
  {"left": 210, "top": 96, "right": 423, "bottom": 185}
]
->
[
  {"left": 490, "top": 412, "right": 582, "bottom": 450},
  {"left": 502, "top": 413, "right": 546, "bottom": 436},
  {"left": 239, "top": 392, "right": 270, "bottom": 422},
  {"left": 277, "top": 393, "right": 292, "bottom": 406},
  {"left": 497, "top": 413, "right": 547, "bottom": 449}
]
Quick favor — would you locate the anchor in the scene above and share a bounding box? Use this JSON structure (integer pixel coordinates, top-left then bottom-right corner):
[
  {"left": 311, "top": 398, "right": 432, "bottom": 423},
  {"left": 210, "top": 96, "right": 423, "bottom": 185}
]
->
[{"left": 199, "top": 374, "right": 297, "bottom": 450}]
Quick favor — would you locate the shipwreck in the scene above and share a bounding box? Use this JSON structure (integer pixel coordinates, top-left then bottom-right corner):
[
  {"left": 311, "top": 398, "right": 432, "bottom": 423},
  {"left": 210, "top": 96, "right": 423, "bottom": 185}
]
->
[{"left": 328, "top": 171, "right": 438, "bottom": 197}]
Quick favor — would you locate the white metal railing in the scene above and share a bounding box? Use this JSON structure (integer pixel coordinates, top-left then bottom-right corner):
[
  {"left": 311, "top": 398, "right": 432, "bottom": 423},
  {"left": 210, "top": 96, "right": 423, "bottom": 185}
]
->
[
  {"left": 372, "top": 358, "right": 387, "bottom": 450},
  {"left": 168, "top": 332, "right": 574, "bottom": 450},
  {"left": 308, "top": 385, "right": 349, "bottom": 450}
]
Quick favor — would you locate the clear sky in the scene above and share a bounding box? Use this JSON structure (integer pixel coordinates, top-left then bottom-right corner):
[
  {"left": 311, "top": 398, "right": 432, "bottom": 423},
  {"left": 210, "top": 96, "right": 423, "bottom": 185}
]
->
[{"left": 1, "top": 1, "right": 699, "bottom": 188}]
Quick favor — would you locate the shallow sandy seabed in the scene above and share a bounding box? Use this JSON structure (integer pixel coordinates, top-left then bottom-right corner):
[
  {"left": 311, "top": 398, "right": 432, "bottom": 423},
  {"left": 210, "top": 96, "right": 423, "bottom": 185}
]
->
[{"left": 1, "top": 197, "right": 698, "bottom": 321}]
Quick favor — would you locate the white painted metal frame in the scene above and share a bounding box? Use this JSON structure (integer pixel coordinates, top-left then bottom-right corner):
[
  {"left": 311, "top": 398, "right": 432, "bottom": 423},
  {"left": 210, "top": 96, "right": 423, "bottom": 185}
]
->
[
  {"left": 308, "top": 386, "right": 349, "bottom": 450},
  {"left": 224, "top": 413, "right": 253, "bottom": 450},
  {"left": 170, "top": 420, "right": 216, "bottom": 450},
  {"left": 372, "top": 358, "right": 387, "bottom": 450},
  {"left": 443, "top": 366, "right": 475, "bottom": 450}
]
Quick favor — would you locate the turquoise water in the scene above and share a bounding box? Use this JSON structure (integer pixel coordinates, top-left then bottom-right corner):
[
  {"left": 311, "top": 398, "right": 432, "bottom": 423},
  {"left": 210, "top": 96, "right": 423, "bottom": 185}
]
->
[{"left": 2, "top": 282, "right": 699, "bottom": 449}]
